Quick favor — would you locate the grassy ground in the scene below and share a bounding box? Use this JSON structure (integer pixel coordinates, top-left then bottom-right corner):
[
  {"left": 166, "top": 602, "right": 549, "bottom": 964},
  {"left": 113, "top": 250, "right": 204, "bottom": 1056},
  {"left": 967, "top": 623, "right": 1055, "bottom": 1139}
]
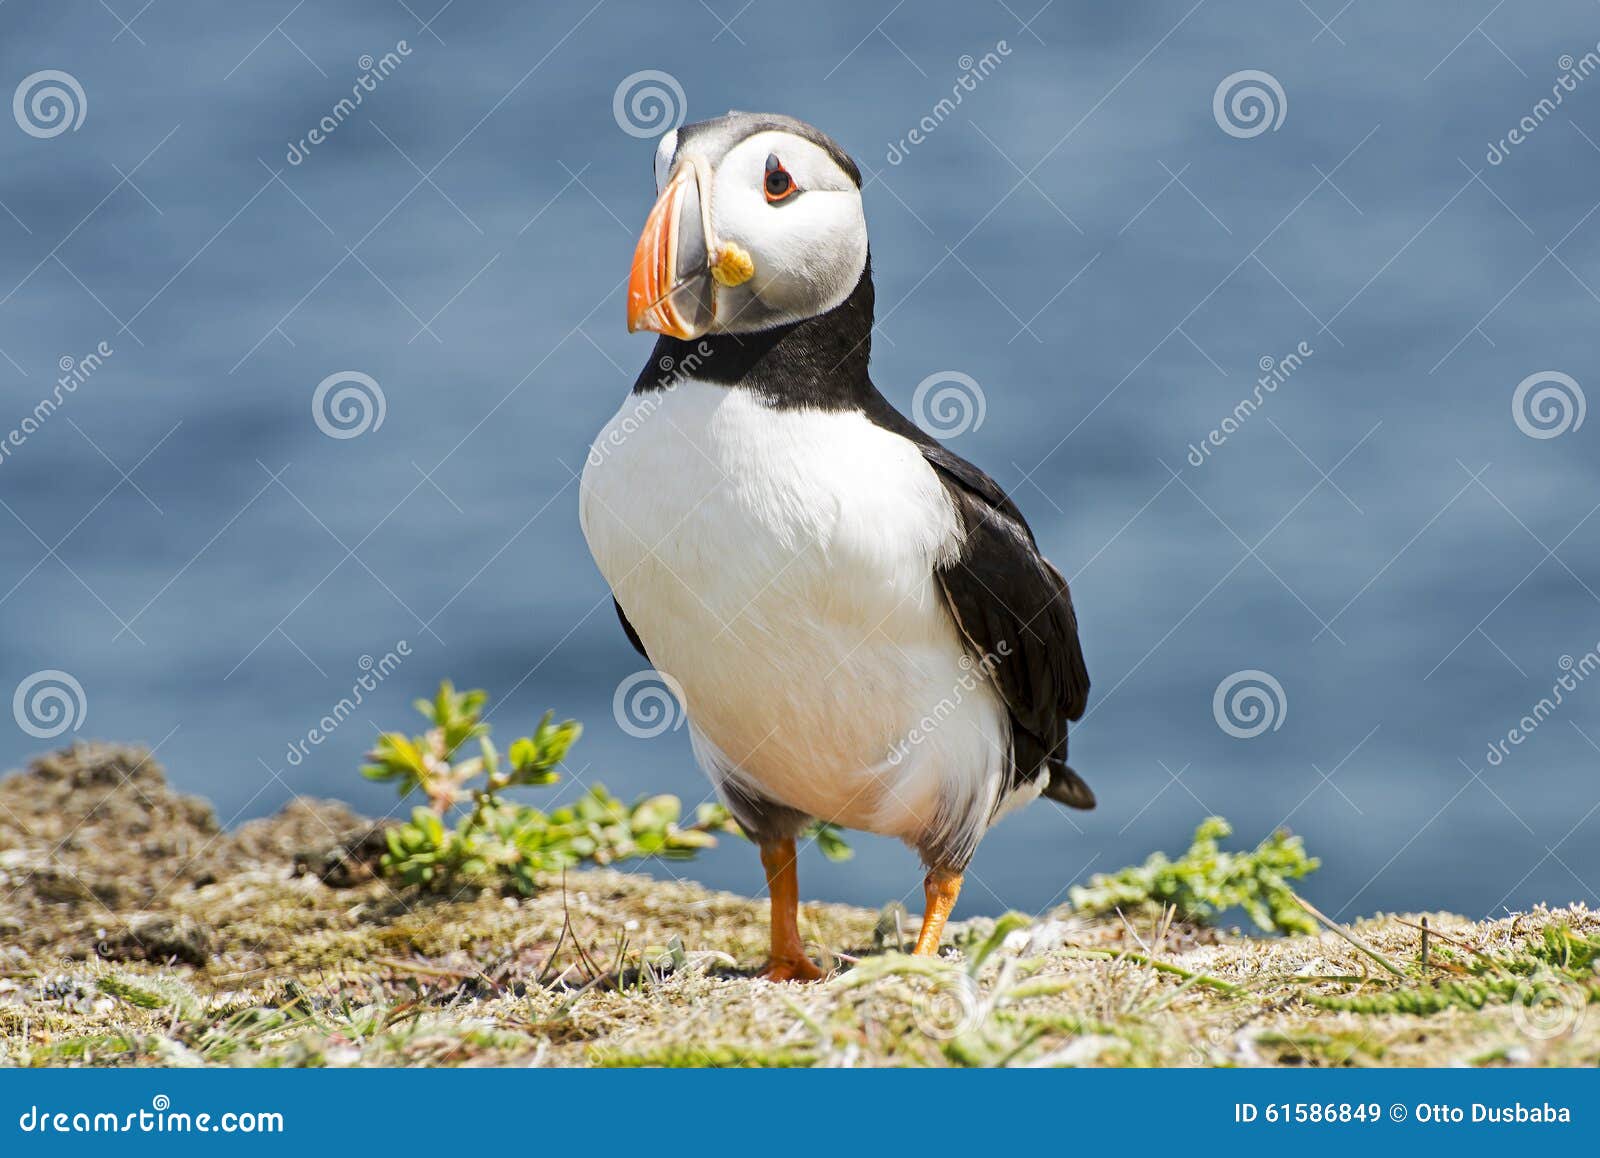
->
[{"left": 1, "top": 744, "right": 1596, "bottom": 1067}]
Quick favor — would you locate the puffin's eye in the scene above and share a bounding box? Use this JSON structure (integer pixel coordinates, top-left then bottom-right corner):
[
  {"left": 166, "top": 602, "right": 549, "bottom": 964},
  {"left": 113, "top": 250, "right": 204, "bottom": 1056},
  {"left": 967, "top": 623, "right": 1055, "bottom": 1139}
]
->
[{"left": 763, "top": 154, "right": 798, "bottom": 203}]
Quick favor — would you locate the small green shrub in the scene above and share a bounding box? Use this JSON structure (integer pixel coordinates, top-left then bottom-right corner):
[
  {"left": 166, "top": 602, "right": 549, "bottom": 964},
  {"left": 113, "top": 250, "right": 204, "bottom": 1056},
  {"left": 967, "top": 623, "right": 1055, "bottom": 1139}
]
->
[
  {"left": 1068, "top": 816, "right": 1320, "bottom": 935},
  {"left": 363, "top": 681, "right": 847, "bottom": 894},
  {"left": 1309, "top": 923, "right": 1600, "bottom": 1017}
]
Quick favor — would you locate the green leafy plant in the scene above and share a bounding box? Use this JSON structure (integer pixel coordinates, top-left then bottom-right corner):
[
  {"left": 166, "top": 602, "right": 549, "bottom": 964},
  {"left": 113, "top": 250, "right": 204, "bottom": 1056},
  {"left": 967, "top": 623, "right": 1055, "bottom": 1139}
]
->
[
  {"left": 362, "top": 681, "right": 848, "bottom": 894},
  {"left": 363, "top": 682, "right": 576, "bottom": 812},
  {"left": 1307, "top": 922, "right": 1600, "bottom": 1017},
  {"left": 1068, "top": 816, "right": 1320, "bottom": 935},
  {"left": 804, "top": 821, "right": 854, "bottom": 862}
]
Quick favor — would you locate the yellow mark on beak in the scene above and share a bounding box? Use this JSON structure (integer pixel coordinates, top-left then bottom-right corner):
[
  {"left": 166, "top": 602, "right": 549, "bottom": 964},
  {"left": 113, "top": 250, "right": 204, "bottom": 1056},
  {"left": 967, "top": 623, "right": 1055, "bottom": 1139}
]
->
[{"left": 711, "top": 242, "right": 755, "bottom": 287}]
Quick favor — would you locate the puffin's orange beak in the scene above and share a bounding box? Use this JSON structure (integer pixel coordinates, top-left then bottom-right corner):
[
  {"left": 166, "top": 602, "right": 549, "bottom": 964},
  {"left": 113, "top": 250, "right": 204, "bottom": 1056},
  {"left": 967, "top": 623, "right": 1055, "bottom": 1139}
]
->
[{"left": 627, "top": 166, "right": 715, "bottom": 338}]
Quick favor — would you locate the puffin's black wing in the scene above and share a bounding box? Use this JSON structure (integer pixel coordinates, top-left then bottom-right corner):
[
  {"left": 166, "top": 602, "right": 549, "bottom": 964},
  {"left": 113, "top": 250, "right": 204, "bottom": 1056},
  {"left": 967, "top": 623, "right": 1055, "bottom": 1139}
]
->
[
  {"left": 613, "top": 598, "right": 650, "bottom": 661},
  {"left": 861, "top": 394, "right": 1093, "bottom": 808}
]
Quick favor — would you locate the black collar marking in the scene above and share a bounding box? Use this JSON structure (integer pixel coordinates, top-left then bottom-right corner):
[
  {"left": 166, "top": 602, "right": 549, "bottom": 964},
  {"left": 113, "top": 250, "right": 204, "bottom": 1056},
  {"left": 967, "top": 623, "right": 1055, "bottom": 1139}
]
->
[{"left": 633, "top": 258, "right": 876, "bottom": 410}]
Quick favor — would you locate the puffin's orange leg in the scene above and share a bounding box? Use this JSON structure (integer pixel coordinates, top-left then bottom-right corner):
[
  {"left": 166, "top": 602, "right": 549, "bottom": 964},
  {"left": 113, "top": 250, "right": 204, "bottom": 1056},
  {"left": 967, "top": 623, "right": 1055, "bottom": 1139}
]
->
[
  {"left": 758, "top": 837, "right": 824, "bottom": 981},
  {"left": 912, "top": 868, "right": 964, "bottom": 956}
]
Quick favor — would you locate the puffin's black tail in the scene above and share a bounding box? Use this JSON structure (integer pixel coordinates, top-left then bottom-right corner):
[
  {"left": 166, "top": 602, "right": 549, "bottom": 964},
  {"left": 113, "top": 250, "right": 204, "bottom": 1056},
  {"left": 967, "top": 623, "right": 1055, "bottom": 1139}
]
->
[{"left": 1042, "top": 762, "right": 1095, "bottom": 810}]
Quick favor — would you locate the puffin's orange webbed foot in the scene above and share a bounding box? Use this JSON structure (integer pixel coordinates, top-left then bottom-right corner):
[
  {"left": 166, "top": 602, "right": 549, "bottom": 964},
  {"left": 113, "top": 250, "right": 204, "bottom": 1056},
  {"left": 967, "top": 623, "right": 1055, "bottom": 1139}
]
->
[{"left": 759, "top": 955, "right": 825, "bottom": 983}]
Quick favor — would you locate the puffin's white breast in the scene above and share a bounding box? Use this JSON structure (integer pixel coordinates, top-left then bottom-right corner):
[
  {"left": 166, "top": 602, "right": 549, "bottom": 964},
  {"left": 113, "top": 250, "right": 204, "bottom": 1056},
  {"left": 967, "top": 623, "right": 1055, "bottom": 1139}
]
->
[{"left": 579, "top": 381, "right": 1011, "bottom": 848}]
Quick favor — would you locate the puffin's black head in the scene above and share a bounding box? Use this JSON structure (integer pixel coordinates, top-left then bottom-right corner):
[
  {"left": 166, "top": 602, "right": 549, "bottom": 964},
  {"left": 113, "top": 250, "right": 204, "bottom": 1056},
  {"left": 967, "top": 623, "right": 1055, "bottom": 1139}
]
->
[{"left": 627, "top": 112, "right": 868, "bottom": 339}]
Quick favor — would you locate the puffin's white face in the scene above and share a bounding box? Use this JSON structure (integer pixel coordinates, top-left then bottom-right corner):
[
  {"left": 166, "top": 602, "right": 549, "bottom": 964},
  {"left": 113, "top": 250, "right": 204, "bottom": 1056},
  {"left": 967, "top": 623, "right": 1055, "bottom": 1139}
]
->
[{"left": 628, "top": 116, "right": 868, "bottom": 338}]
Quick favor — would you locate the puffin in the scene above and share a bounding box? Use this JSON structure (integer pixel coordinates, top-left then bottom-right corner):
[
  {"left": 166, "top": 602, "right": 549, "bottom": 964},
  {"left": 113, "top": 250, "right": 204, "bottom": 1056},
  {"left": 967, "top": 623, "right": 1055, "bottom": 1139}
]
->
[{"left": 580, "top": 112, "right": 1090, "bottom": 980}]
